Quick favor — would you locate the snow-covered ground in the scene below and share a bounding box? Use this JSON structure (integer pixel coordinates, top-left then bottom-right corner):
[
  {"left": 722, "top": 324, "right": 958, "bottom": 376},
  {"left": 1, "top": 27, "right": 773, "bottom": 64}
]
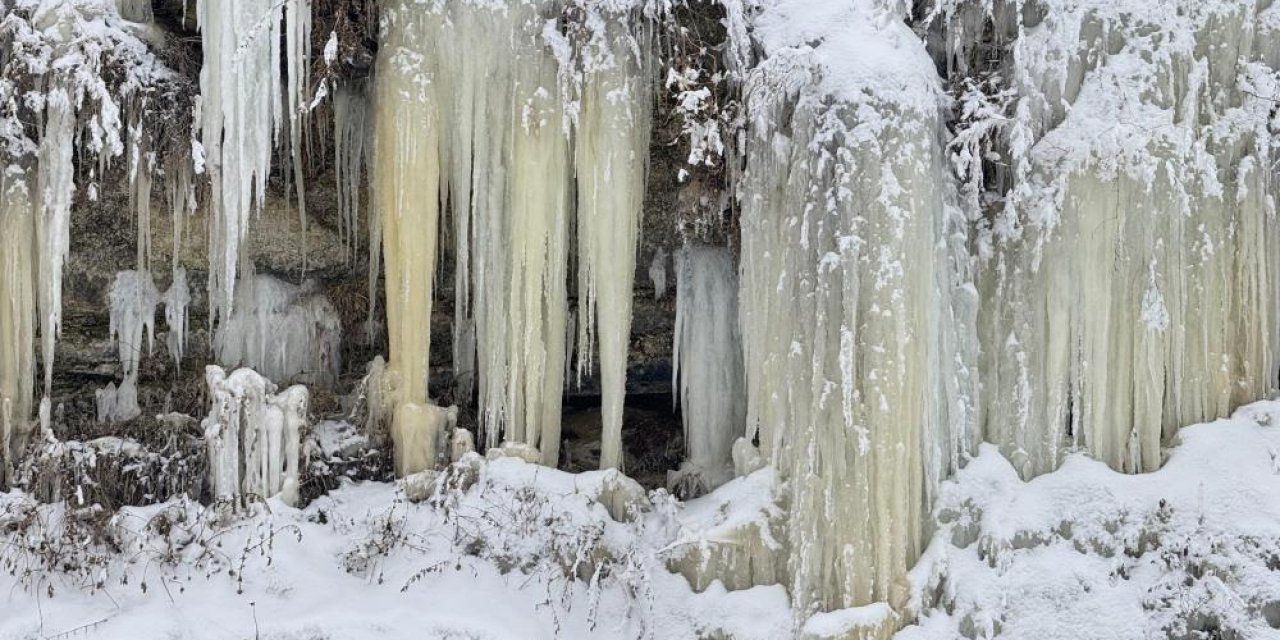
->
[{"left": 6, "top": 402, "right": 1280, "bottom": 639}]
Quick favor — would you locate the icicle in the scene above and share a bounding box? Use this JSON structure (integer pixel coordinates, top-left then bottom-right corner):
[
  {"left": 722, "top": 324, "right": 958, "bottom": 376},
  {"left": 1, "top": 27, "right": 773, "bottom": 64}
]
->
[
  {"left": 196, "top": 0, "right": 311, "bottom": 323},
  {"left": 669, "top": 246, "right": 744, "bottom": 495},
  {"left": 334, "top": 82, "right": 371, "bottom": 261},
  {"left": 968, "top": 0, "right": 1280, "bottom": 477},
  {"left": 735, "top": 0, "right": 975, "bottom": 628},
  {"left": 649, "top": 248, "right": 667, "bottom": 300},
  {"left": 374, "top": 1, "right": 654, "bottom": 470},
  {"left": 163, "top": 266, "right": 190, "bottom": 366},
  {"left": 574, "top": 18, "right": 653, "bottom": 471},
  {"left": 36, "top": 84, "right": 76, "bottom": 400}
]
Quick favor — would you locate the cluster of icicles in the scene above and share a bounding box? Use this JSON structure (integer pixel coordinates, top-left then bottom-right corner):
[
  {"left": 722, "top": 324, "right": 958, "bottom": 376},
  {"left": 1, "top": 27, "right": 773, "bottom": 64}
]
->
[{"left": 2, "top": 0, "right": 1280, "bottom": 637}]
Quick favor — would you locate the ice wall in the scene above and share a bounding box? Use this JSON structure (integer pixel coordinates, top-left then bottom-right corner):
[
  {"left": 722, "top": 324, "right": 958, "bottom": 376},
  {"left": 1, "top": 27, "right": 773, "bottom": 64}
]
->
[
  {"left": 202, "top": 366, "right": 306, "bottom": 507},
  {"left": 374, "top": 0, "right": 653, "bottom": 469},
  {"left": 671, "top": 246, "right": 745, "bottom": 494},
  {"left": 929, "top": 0, "right": 1280, "bottom": 477},
  {"left": 734, "top": 0, "right": 977, "bottom": 629}
]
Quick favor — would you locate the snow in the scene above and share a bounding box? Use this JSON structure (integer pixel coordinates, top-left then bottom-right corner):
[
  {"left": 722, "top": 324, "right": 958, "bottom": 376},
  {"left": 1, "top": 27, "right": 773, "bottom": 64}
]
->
[
  {"left": 0, "top": 454, "right": 794, "bottom": 640},
  {"left": 901, "top": 400, "right": 1280, "bottom": 639}
]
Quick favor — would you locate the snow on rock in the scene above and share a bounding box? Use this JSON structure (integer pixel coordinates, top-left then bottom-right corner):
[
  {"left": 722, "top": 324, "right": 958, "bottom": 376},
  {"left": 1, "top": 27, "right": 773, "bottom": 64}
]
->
[
  {"left": 201, "top": 366, "right": 307, "bottom": 507},
  {"left": 213, "top": 272, "right": 342, "bottom": 388}
]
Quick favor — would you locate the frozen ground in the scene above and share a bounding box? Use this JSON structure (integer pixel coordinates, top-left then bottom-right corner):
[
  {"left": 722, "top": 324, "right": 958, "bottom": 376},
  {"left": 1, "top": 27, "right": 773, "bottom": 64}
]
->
[{"left": 5, "top": 402, "right": 1280, "bottom": 639}]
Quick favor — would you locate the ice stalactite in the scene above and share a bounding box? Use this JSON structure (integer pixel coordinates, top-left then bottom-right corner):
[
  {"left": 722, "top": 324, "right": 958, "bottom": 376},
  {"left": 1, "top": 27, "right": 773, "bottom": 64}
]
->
[
  {"left": 36, "top": 82, "right": 77, "bottom": 402},
  {"left": 670, "top": 246, "right": 744, "bottom": 495},
  {"left": 735, "top": 0, "right": 976, "bottom": 631},
  {"left": 196, "top": 0, "right": 311, "bottom": 323},
  {"left": 374, "top": 0, "right": 654, "bottom": 470},
  {"left": 0, "top": 170, "right": 36, "bottom": 485},
  {"left": 928, "top": 0, "right": 1280, "bottom": 477},
  {"left": 213, "top": 273, "right": 342, "bottom": 388},
  {"left": 97, "top": 270, "right": 159, "bottom": 423},
  {"left": 572, "top": 16, "right": 654, "bottom": 471},
  {"left": 333, "top": 81, "right": 372, "bottom": 262},
  {"left": 202, "top": 365, "right": 306, "bottom": 507}
]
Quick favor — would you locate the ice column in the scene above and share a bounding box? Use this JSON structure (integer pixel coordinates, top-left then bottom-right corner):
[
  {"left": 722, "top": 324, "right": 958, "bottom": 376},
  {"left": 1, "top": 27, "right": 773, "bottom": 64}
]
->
[
  {"left": 0, "top": 171, "right": 37, "bottom": 485},
  {"left": 671, "top": 246, "right": 744, "bottom": 494},
  {"left": 736, "top": 0, "right": 975, "bottom": 629}
]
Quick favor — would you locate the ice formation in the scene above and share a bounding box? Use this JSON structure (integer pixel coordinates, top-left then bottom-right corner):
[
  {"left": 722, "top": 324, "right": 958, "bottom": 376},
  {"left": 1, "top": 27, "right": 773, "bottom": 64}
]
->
[
  {"left": 928, "top": 0, "right": 1280, "bottom": 477},
  {"left": 97, "top": 270, "right": 160, "bottom": 423},
  {"left": 374, "top": 0, "right": 654, "bottom": 468},
  {"left": 733, "top": 0, "right": 977, "bottom": 628},
  {"left": 213, "top": 273, "right": 343, "bottom": 388},
  {"left": 0, "top": 1, "right": 170, "bottom": 466},
  {"left": 202, "top": 366, "right": 306, "bottom": 507},
  {"left": 196, "top": 0, "right": 312, "bottom": 322},
  {"left": 670, "top": 246, "right": 745, "bottom": 493}
]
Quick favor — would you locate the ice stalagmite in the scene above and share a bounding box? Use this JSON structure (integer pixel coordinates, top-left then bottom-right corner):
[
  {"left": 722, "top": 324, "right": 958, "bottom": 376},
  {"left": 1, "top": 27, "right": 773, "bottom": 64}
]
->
[
  {"left": 671, "top": 246, "right": 744, "bottom": 494},
  {"left": 202, "top": 366, "right": 306, "bottom": 507},
  {"left": 927, "top": 0, "right": 1280, "bottom": 477},
  {"left": 735, "top": 0, "right": 975, "bottom": 632},
  {"left": 374, "top": 0, "right": 654, "bottom": 470}
]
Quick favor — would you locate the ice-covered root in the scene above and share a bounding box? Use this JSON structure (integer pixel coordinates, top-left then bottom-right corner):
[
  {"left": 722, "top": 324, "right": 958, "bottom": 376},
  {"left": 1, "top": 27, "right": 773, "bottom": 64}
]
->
[
  {"left": 391, "top": 402, "right": 458, "bottom": 477},
  {"left": 732, "top": 438, "right": 765, "bottom": 477},
  {"left": 799, "top": 605, "right": 898, "bottom": 640},
  {"left": 666, "top": 460, "right": 732, "bottom": 499},
  {"left": 201, "top": 366, "right": 307, "bottom": 507}
]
